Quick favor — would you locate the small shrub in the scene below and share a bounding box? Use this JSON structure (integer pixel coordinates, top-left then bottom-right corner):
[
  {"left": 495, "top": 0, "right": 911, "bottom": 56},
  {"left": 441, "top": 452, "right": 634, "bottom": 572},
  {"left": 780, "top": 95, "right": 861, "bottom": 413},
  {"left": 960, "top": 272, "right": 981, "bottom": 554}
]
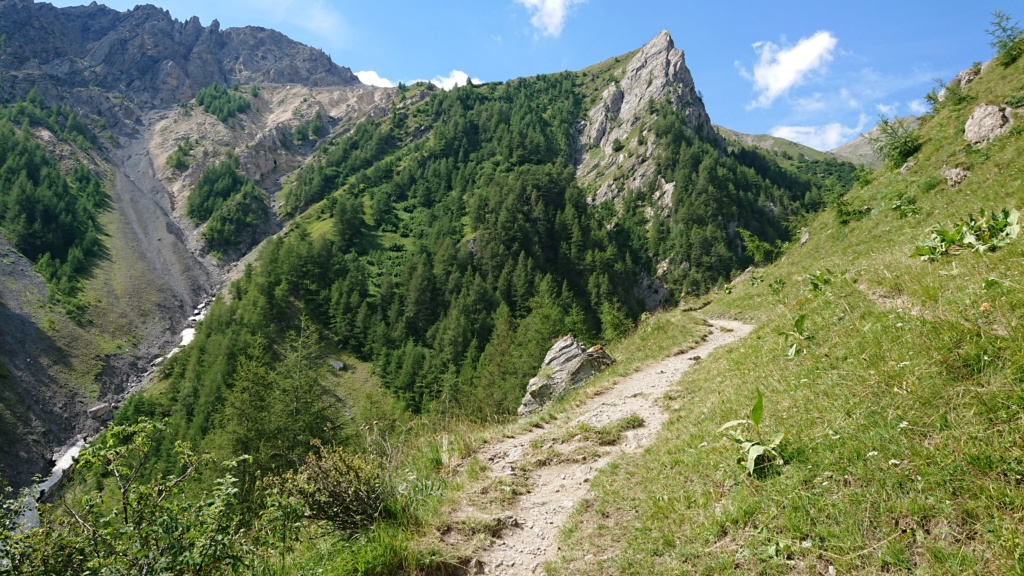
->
[
  {"left": 868, "top": 115, "right": 922, "bottom": 168},
  {"left": 611, "top": 138, "right": 625, "bottom": 153},
  {"left": 767, "top": 277, "right": 786, "bottom": 296},
  {"left": 834, "top": 197, "right": 872, "bottom": 225},
  {"left": 917, "top": 175, "right": 942, "bottom": 193},
  {"left": 274, "top": 440, "right": 404, "bottom": 535},
  {"left": 1006, "top": 93, "right": 1024, "bottom": 108}
]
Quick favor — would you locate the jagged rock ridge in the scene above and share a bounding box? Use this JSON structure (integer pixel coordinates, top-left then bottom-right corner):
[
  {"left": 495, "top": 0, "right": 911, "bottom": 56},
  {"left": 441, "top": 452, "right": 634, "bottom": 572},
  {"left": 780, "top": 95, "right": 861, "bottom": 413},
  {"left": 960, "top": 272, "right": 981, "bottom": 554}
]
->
[
  {"left": 0, "top": 0, "right": 358, "bottom": 109},
  {"left": 577, "top": 30, "right": 720, "bottom": 204}
]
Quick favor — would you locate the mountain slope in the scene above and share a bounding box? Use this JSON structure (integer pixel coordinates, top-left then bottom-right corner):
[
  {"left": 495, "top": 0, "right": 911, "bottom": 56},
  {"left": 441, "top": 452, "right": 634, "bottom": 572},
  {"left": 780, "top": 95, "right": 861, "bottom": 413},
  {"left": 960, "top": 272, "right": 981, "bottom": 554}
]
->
[
  {"left": 548, "top": 42, "right": 1024, "bottom": 575},
  {"left": 140, "top": 29, "right": 850, "bottom": 474},
  {"left": 715, "top": 124, "right": 836, "bottom": 161},
  {"left": 0, "top": 0, "right": 388, "bottom": 488}
]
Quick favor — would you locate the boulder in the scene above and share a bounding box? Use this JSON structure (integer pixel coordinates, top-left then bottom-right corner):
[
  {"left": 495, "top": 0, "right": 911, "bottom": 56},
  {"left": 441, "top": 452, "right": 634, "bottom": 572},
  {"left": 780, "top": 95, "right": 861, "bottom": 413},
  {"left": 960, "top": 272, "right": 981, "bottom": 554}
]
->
[
  {"left": 942, "top": 166, "right": 971, "bottom": 188},
  {"left": 87, "top": 403, "right": 112, "bottom": 421},
  {"left": 328, "top": 359, "right": 346, "bottom": 371},
  {"left": 518, "top": 337, "right": 615, "bottom": 417},
  {"left": 964, "top": 104, "right": 1012, "bottom": 145}
]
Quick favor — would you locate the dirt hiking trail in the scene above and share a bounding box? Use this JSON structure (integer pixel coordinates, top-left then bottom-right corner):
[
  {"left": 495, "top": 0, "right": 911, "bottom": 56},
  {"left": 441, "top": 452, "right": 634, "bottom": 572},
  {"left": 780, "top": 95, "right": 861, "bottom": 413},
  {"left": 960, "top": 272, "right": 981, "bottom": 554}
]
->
[{"left": 460, "top": 319, "right": 755, "bottom": 575}]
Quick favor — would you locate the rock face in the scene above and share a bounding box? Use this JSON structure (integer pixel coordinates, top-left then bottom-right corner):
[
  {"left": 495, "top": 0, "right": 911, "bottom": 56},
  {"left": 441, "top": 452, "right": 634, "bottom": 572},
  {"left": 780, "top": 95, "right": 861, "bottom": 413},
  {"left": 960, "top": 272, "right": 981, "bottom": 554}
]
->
[
  {"left": 964, "top": 104, "right": 1012, "bottom": 145},
  {"left": 576, "top": 30, "right": 720, "bottom": 204},
  {"left": 518, "top": 337, "right": 616, "bottom": 417},
  {"left": 0, "top": 0, "right": 359, "bottom": 109}
]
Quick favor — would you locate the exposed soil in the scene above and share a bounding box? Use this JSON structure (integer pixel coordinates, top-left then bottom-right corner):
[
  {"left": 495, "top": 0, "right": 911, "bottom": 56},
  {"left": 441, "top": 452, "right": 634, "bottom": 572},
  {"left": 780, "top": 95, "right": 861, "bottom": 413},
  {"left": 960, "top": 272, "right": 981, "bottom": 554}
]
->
[{"left": 456, "top": 319, "right": 754, "bottom": 575}]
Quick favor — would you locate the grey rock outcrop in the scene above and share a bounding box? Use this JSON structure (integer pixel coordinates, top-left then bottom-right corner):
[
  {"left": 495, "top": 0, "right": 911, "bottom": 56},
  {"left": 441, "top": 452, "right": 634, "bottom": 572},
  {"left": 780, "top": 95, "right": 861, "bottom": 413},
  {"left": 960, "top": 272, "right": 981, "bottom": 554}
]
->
[
  {"left": 938, "top": 67, "right": 979, "bottom": 102},
  {"left": 942, "top": 166, "right": 971, "bottom": 188},
  {"left": 964, "top": 104, "right": 1012, "bottom": 145},
  {"left": 577, "top": 30, "right": 720, "bottom": 204},
  {"left": 0, "top": 1, "right": 359, "bottom": 109},
  {"left": 518, "top": 337, "right": 615, "bottom": 417}
]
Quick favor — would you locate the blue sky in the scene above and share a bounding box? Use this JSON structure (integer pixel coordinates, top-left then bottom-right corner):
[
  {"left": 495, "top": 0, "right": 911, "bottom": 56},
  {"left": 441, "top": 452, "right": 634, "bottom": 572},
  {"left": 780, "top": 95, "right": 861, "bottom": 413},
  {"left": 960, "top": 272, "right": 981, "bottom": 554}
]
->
[{"left": 49, "top": 0, "right": 1011, "bottom": 150}]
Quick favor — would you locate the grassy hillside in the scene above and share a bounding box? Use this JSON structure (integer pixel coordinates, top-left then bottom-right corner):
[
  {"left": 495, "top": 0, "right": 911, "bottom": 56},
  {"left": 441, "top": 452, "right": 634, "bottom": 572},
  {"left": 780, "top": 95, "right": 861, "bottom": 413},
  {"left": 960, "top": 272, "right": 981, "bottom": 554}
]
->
[
  {"left": 715, "top": 124, "right": 834, "bottom": 161},
  {"left": 548, "top": 49, "right": 1024, "bottom": 574}
]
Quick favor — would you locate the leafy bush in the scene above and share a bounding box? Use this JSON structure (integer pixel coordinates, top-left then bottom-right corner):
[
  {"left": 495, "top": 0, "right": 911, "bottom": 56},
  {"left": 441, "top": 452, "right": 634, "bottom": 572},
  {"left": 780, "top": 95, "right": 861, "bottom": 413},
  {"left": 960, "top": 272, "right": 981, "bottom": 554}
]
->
[
  {"left": 805, "top": 270, "right": 833, "bottom": 293},
  {"left": 611, "top": 138, "right": 625, "bottom": 152},
  {"left": 917, "top": 175, "right": 942, "bottom": 193},
  {"left": 0, "top": 420, "right": 284, "bottom": 575},
  {"left": 195, "top": 83, "right": 252, "bottom": 122},
  {"left": 912, "top": 208, "right": 1021, "bottom": 261},
  {"left": 868, "top": 115, "right": 923, "bottom": 168},
  {"left": 833, "top": 196, "right": 872, "bottom": 225},
  {"left": 272, "top": 440, "right": 404, "bottom": 535}
]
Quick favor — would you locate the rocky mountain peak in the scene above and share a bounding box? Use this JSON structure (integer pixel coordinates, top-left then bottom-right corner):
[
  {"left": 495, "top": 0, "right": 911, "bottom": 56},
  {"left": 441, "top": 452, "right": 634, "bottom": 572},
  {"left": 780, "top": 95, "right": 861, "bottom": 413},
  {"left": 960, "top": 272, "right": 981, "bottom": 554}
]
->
[
  {"left": 577, "top": 29, "right": 719, "bottom": 204},
  {"left": 0, "top": 1, "right": 359, "bottom": 110}
]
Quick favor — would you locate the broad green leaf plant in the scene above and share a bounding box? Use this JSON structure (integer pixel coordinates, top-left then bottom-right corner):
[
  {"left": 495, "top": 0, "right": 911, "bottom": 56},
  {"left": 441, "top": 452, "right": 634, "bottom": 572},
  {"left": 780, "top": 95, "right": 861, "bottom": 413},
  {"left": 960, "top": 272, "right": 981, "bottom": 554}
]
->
[
  {"left": 912, "top": 208, "right": 1020, "bottom": 261},
  {"left": 719, "top": 388, "right": 785, "bottom": 476}
]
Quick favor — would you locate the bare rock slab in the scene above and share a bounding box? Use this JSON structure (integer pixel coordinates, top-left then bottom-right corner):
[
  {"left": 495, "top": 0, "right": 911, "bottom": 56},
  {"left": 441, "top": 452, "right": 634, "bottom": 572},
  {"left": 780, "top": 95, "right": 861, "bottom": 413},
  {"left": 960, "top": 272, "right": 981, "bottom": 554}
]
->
[
  {"left": 518, "top": 336, "right": 615, "bottom": 417},
  {"left": 964, "top": 104, "right": 1012, "bottom": 145}
]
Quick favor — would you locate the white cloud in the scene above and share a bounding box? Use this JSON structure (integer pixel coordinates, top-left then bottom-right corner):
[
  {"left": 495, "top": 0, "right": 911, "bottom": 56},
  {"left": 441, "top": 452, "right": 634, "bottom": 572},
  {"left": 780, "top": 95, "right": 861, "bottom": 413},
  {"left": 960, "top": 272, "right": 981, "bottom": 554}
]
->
[
  {"left": 770, "top": 114, "right": 867, "bottom": 151},
  {"left": 794, "top": 93, "right": 826, "bottom": 112},
  {"left": 876, "top": 102, "right": 899, "bottom": 116},
  {"left": 514, "top": 0, "right": 585, "bottom": 37},
  {"left": 739, "top": 31, "right": 839, "bottom": 108},
  {"left": 244, "top": 0, "right": 349, "bottom": 45},
  {"left": 839, "top": 88, "right": 859, "bottom": 109},
  {"left": 907, "top": 99, "right": 929, "bottom": 115},
  {"left": 355, "top": 71, "right": 394, "bottom": 88},
  {"left": 303, "top": 1, "right": 347, "bottom": 39},
  {"left": 428, "top": 70, "right": 483, "bottom": 90}
]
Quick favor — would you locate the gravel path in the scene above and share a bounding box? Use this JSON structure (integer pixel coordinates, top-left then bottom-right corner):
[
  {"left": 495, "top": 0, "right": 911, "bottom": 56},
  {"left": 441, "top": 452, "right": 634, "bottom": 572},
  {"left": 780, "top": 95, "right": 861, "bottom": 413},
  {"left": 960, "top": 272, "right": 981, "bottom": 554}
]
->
[{"left": 465, "top": 319, "right": 755, "bottom": 575}]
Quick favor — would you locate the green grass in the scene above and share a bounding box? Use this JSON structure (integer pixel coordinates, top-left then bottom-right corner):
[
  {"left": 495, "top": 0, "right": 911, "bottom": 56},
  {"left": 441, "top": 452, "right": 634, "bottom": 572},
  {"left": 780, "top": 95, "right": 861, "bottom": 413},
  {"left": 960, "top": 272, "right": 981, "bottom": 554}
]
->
[
  {"left": 547, "top": 52, "right": 1024, "bottom": 575},
  {"left": 565, "top": 413, "right": 646, "bottom": 446}
]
